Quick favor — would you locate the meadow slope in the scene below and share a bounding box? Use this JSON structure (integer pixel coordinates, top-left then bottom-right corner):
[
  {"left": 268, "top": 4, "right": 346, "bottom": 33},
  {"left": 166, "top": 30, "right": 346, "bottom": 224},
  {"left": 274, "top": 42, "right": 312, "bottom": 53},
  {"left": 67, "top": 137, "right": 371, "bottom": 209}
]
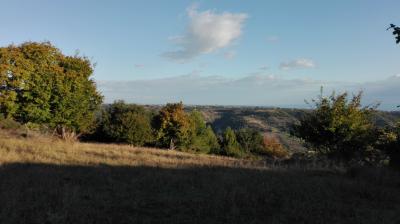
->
[{"left": 0, "top": 131, "right": 400, "bottom": 224}]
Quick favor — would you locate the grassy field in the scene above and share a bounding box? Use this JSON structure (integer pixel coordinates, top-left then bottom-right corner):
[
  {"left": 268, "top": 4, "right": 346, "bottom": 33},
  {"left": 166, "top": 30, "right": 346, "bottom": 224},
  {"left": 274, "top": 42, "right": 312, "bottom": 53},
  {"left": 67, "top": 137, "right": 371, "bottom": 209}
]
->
[{"left": 1, "top": 131, "right": 400, "bottom": 224}]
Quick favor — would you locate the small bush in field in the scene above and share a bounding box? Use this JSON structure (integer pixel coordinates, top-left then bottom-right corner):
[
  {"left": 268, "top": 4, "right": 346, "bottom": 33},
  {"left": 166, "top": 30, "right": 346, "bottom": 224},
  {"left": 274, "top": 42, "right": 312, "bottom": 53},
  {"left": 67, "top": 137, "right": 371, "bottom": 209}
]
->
[{"left": 261, "top": 135, "right": 289, "bottom": 159}]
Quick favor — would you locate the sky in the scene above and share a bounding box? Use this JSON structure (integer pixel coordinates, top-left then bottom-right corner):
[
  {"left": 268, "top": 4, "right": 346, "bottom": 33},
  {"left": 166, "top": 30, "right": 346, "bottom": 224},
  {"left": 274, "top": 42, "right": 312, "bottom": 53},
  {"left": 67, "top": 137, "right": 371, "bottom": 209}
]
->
[{"left": 1, "top": 0, "right": 400, "bottom": 109}]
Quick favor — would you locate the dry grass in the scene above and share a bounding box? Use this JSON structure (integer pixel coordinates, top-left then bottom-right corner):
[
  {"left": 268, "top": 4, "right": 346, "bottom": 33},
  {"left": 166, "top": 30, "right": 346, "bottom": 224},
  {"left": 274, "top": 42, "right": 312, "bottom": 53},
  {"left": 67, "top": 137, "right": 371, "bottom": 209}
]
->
[
  {"left": 1, "top": 130, "right": 400, "bottom": 224},
  {"left": 0, "top": 131, "right": 264, "bottom": 168}
]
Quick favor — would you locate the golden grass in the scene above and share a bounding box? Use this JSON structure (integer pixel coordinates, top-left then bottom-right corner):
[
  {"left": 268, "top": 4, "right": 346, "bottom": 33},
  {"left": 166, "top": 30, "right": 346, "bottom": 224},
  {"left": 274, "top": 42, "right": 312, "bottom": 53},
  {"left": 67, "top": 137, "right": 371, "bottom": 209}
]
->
[{"left": 0, "top": 130, "right": 265, "bottom": 168}]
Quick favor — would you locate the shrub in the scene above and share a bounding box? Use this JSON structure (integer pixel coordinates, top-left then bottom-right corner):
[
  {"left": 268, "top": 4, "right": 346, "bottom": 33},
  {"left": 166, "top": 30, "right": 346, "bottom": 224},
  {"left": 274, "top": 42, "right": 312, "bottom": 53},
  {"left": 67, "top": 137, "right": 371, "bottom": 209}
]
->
[
  {"left": 235, "top": 128, "right": 264, "bottom": 154},
  {"left": 187, "top": 110, "right": 220, "bottom": 153},
  {"left": 376, "top": 123, "right": 400, "bottom": 169},
  {"left": 293, "top": 90, "right": 378, "bottom": 162},
  {"left": 220, "top": 127, "right": 243, "bottom": 157},
  {"left": 261, "top": 135, "right": 289, "bottom": 159},
  {"left": 99, "top": 101, "right": 154, "bottom": 146}
]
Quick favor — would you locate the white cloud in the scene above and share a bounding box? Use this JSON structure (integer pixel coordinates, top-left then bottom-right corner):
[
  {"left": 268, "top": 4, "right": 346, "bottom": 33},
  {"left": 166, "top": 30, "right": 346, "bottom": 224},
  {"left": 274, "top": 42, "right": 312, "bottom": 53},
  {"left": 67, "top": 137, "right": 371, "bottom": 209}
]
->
[
  {"left": 280, "top": 58, "right": 316, "bottom": 70},
  {"left": 162, "top": 5, "right": 247, "bottom": 62},
  {"left": 97, "top": 75, "right": 400, "bottom": 110}
]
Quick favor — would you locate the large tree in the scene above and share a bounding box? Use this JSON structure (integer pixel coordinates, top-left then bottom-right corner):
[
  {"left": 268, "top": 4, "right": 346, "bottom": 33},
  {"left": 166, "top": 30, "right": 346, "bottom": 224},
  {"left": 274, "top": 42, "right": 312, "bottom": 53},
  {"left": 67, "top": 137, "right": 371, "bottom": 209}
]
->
[{"left": 0, "top": 42, "right": 102, "bottom": 136}]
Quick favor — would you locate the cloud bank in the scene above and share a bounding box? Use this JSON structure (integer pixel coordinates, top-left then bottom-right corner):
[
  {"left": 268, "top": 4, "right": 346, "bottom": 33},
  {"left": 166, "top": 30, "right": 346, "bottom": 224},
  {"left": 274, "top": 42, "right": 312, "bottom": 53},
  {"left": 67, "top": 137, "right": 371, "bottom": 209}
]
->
[
  {"left": 162, "top": 5, "right": 247, "bottom": 62},
  {"left": 97, "top": 75, "right": 400, "bottom": 110},
  {"left": 280, "top": 58, "right": 316, "bottom": 70}
]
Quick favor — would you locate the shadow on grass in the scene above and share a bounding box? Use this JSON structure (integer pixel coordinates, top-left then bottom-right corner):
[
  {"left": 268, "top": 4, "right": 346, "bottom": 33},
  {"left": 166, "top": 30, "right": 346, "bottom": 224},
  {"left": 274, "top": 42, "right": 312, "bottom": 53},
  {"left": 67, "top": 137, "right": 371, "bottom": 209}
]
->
[{"left": 0, "top": 163, "right": 399, "bottom": 224}]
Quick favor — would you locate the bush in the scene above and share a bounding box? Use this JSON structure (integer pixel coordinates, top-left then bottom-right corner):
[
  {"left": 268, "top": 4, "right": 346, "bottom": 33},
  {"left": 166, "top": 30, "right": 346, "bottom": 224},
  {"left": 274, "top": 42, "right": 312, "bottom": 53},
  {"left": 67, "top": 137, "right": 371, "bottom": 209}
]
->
[
  {"left": 220, "top": 127, "right": 243, "bottom": 157},
  {"left": 293, "top": 90, "right": 378, "bottom": 162},
  {"left": 98, "top": 101, "right": 154, "bottom": 146},
  {"left": 235, "top": 128, "right": 264, "bottom": 154},
  {"left": 261, "top": 135, "right": 289, "bottom": 159},
  {"left": 376, "top": 123, "right": 400, "bottom": 169},
  {"left": 187, "top": 110, "right": 220, "bottom": 153}
]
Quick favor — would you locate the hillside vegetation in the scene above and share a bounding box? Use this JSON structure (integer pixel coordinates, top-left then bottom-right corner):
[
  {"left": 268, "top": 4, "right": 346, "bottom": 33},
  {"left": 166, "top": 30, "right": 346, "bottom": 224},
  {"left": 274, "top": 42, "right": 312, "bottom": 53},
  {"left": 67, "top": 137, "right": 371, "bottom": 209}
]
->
[{"left": 1, "top": 130, "right": 400, "bottom": 224}]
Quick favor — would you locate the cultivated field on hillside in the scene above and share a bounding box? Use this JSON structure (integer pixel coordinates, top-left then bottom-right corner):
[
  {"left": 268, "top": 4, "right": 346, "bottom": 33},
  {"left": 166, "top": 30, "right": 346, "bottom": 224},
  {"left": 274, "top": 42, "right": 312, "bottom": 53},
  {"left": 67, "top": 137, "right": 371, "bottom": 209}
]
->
[{"left": 1, "top": 131, "right": 399, "bottom": 224}]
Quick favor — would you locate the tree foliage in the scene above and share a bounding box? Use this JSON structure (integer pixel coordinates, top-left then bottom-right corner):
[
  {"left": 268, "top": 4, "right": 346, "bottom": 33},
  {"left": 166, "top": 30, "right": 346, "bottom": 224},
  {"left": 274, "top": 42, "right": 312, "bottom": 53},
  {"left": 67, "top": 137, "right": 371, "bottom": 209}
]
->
[
  {"left": 0, "top": 42, "right": 102, "bottom": 135},
  {"left": 293, "top": 90, "right": 378, "bottom": 161},
  {"left": 187, "top": 110, "right": 220, "bottom": 153},
  {"left": 235, "top": 128, "right": 264, "bottom": 154},
  {"left": 376, "top": 122, "right": 400, "bottom": 168},
  {"left": 153, "top": 102, "right": 192, "bottom": 149},
  {"left": 98, "top": 101, "right": 154, "bottom": 146},
  {"left": 220, "top": 127, "right": 242, "bottom": 157},
  {"left": 387, "top": 24, "right": 400, "bottom": 44}
]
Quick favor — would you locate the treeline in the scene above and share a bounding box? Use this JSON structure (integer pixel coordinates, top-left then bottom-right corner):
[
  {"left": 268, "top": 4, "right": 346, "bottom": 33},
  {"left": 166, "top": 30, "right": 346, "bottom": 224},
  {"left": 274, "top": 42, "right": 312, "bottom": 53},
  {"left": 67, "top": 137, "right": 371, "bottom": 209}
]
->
[
  {"left": 0, "top": 41, "right": 399, "bottom": 166},
  {"left": 86, "top": 101, "right": 288, "bottom": 158}
]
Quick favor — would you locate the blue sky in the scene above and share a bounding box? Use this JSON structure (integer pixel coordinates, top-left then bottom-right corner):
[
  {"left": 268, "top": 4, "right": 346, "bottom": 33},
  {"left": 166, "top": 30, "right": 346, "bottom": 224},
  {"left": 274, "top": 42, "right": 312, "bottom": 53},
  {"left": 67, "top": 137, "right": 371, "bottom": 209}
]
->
[{"left": 1, "top": 0, "right": 400, "bottom": 109}]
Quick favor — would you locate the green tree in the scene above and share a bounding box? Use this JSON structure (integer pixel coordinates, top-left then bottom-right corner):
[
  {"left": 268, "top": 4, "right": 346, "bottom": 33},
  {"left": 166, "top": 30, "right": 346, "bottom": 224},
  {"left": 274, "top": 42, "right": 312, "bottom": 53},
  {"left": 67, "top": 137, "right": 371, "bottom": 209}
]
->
[
  {"left": 293, "top": 90, "right": 378, "bottom": 161},
  {"left": 153, "top": 102, "right": 192, "bottom": 149},
  {"left": 99, "top": 101, "right": 154, "bottom": 146},
  {"left": 235, "top": 128, "right": 264, "bottom": 154},
  {"left": 0, "top": 42, "right": 102, "bottom": 137},
  {"left": 188, "top": 110, "right": 220, "bottom": 153},
  {"left": 220, "top": 127, "right": 242, "bottom": 157}
]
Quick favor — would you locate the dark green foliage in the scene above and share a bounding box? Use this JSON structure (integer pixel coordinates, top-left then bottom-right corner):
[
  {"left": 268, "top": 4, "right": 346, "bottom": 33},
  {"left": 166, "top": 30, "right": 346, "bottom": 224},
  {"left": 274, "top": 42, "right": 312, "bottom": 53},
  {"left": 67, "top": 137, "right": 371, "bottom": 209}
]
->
[
  {"left": 220, "top": 127, "right": 242, "bottom": 157},
  {"left": 187, "top": 110, "right": 219, "bottom": 153},
  {"left": 235, "top": 128, "right": 264, "bottom": 154},
  {"left": 294, "top": 90, "right": 378, "bottom": 161},
  {"left": 0, "top": 42, "right": 103, "bottom": 135},
  {"left": 387, "top": 24, "right": 400, "bottom": 44},
  {"left": 376, "top": 123, "right": 400, "bottom": 168},
  {"left": 98, "top": 101, "right": 154, "bottom": 146}
]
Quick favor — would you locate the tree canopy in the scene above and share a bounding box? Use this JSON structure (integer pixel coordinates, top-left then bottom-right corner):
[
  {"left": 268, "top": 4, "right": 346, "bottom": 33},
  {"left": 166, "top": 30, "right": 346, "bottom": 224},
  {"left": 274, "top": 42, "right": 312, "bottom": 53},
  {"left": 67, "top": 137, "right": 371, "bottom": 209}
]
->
[
  {"left": 98, "top": 101, "right": 154, "bottom": 146},
  {"left": 294, "top": 90, "right": 377, "bottom": 161},
  {"left": 0, "top": 42, "right": 103, "bottom": 135}
]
